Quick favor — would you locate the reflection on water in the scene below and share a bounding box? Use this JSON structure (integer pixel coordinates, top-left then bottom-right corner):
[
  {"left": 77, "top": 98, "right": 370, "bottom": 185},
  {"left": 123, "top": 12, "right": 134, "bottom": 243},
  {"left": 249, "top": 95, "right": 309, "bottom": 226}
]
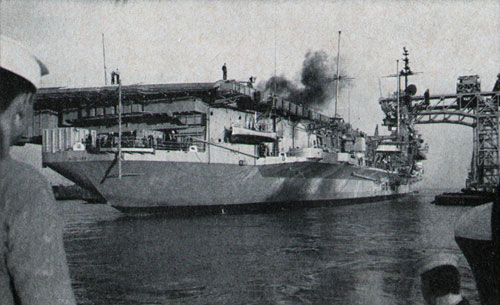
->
[{"left": 60, "top": 195, "right": 479, "bottom": 305}]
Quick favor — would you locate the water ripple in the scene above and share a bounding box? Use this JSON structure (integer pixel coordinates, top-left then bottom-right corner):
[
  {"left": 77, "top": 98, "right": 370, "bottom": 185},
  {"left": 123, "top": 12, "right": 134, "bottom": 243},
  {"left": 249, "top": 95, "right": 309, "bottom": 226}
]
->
[{"left": 60, "top": 195, "right": 480, "bottom": 304}]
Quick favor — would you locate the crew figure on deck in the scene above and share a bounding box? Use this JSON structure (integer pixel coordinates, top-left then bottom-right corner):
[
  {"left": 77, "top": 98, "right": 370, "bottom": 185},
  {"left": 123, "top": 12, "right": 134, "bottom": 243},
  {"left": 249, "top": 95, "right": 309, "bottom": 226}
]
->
[
  {"left": 111, "top": 68, "right": 120, "bottom": 85},
  {"left": 424, "top": 89, "right": 430, "bottom": 106},
  {"left": 248, "top": 76, "right": 256, "bottom": 88},
  {"left": 222, "top": 63, "right": 227, "bottom": 80}
]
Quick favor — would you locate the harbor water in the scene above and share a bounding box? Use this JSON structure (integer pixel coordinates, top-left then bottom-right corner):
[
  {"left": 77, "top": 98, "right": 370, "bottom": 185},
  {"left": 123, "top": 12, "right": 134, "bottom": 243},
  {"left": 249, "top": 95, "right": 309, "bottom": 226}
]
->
[{"left": 61, "top": 193, "right": 480, "bottom": 305}]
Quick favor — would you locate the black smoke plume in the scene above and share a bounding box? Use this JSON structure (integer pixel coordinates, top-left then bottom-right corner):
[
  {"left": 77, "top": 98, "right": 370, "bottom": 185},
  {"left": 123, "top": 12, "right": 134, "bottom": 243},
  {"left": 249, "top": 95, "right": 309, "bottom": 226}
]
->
[
  {"left": 262, "top": 75, "right": 300, "bottom": 101},
  {"left": 260, "top": 50, "right": 344, "bottom": 107}
]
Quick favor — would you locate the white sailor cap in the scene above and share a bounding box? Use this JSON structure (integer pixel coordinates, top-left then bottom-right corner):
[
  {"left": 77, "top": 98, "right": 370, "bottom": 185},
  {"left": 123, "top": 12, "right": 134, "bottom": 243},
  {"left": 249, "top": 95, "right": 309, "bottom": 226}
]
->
[
  {"left": 418, "top": 253, "right": 459, "bottom": 276},
  {"left": 0, "top": 35, "right": 48, "bottom": 88}
]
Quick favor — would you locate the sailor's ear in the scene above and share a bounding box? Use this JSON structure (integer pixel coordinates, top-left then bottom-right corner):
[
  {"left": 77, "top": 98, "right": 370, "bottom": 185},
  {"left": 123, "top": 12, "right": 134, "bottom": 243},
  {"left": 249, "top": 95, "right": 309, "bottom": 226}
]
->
[{"left": 7, "top": 92, "right": 34, "bottom": 135}]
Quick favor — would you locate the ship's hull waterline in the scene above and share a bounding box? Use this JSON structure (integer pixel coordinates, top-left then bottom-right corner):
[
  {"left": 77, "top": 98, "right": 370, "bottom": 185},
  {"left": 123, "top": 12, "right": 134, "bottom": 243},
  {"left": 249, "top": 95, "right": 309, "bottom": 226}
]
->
[{"left": 46, "top": 158, "right": 412, "bottom": 213}]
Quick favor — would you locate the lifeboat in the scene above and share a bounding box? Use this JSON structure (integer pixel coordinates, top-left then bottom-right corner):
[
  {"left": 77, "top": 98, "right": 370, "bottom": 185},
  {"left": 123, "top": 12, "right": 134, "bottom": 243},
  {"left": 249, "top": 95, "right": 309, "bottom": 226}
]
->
[{"left": 230, "top": 127, "right": 277, "bottom": 144}]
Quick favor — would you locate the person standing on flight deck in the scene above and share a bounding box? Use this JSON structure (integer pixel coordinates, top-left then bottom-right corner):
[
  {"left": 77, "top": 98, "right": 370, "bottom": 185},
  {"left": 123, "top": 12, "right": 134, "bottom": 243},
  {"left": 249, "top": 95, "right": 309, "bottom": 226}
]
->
[
  {"left": 222, "top": 63, "right": 227, "bottom": 80},
  {"left": 0, "top": 35, "right": 76, "bottom": 304}
]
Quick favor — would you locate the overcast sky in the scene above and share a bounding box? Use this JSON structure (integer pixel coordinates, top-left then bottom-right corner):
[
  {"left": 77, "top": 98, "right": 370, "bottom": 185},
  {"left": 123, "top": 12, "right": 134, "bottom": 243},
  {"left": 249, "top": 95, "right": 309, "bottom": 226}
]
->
[{"left": 1, "top": 0, "right": 499, "bottom": 188}]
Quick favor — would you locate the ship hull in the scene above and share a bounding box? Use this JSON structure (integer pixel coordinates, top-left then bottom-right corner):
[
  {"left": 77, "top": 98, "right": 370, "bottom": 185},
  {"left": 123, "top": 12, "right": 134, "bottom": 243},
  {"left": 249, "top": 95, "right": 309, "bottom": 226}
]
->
[
  {"left": 111, "top": 194, "right": 407, "bottom": 215},
  {"left": 46, "top": 158, "right": 412, "bottom": 213}
]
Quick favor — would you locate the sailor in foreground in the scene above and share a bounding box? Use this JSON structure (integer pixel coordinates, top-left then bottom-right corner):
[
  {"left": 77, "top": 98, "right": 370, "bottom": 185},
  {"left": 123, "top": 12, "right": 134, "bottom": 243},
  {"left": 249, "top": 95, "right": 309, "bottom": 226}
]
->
[
  {"left": 0, "top": 35, "right": 76, "bottom": 304},
  {"left": 418, "top": 253, "right": 470, "bottom": 305},
  {"left": 455, "top": 197, "right": 500, "bottom": 305}
]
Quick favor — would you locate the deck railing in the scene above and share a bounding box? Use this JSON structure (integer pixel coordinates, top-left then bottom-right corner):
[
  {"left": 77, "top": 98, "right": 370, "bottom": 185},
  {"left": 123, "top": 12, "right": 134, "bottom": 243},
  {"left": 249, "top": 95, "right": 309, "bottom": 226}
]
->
[{"left": 93, "top": 136, "right": 206, "bottom": 152}]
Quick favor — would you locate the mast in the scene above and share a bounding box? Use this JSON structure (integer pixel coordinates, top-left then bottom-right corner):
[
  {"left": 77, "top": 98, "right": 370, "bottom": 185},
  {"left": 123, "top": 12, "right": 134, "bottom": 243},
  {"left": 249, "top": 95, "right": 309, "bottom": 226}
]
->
[
  {"left": 207, "top": 107, "right": 210, "bottom": 164},
  {"left": 399, "top": 47, "right": 413, "bottom": 137},
  {"left": 397, "top": 59, "right": 400, "bottom": 136},
  {"left": 334, "top": 30, "right": 341, "bottom": 117},
  {"left": 272, "top": 3, "right": 278, "bottom": 156},
  {"left": 118, "top": 76, "right": 122, "bottom": 179},
  {"left": 347, "top": 85, "right": 351, "bottom": 123},
  {"left": 382, "top": 47, "right": 415, "bottom": 138},
  {"left": 273, "top": 2, "right": 277, "bottom": 95},
  {"left": 402, "top": 47, "right": 411, "bottom": 91},
  {"left": 102, "top": 33, "right": 108, "bottom": 86},
  {"left": 274, "top": 29, "right": 276, "bottom": 94}
]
